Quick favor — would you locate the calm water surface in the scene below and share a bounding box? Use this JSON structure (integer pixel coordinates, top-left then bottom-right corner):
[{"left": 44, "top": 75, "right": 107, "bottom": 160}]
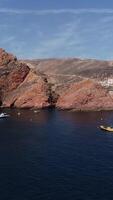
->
[{"left": 0, "top": 109, "right": 113, "bottom": 200}]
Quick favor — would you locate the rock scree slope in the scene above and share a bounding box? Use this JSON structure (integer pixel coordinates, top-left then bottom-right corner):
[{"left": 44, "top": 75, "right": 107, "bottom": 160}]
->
[{"left": 0, "top": 48, "right": 113, "bottom": 111}]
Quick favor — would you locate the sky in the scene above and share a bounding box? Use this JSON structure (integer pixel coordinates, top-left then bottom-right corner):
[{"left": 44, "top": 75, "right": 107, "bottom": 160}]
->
[{"left": 0, "top": 0, "right": 113, "bottom": 60}]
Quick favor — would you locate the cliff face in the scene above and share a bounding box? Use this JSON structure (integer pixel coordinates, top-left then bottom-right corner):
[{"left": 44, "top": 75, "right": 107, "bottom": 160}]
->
[
  {"left": 0, "top": 49, "right": 51, "bottom": 108},
  {"left": 23, "top": 58, "right": 113, "bottom": 111},
  {"left": 1, "top": 48, "right": 113, "bottom": 111},
  {"left": 56, "top": 80, "right": 113, "bottom": 111}
]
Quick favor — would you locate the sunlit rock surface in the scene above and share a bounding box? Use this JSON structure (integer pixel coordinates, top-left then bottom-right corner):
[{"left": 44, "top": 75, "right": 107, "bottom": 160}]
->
[{"left": 0, "top": 48, "right": 113, "bottom": 111}]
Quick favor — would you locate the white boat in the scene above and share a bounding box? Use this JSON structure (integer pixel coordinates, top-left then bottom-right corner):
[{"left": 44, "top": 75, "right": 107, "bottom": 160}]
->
[{"left": 0, "top": 113, "right": 9, "bottom": 118}]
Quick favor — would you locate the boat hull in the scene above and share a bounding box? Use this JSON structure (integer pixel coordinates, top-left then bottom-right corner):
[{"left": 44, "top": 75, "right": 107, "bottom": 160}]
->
[{"left": 100, "top": 125, "right": 113, "bottom": 132}]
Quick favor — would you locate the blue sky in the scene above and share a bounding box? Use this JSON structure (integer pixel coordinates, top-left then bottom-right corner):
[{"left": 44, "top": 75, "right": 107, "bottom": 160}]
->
[{"left": 0, "top": 0, "right": 113, "bottom": 60}]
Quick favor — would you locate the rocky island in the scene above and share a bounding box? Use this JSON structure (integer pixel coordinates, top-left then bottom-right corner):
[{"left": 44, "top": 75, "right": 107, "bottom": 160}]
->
[{"left": 0, "top": 48, "right": 113, "bottom": 111}]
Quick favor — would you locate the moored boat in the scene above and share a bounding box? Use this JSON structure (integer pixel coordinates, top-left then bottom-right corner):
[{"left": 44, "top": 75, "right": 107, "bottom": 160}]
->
[
  {"left": 100, "top": 125, "right": 113, "bottom": 132},
  {"left": 0, "top": 113, "right": 9, "bottom": 118}
]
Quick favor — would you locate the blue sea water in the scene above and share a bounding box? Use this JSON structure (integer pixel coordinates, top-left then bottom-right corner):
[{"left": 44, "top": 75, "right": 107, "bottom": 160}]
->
[{"left": 0, "top": 109, "right": 113, "bottom": 200}]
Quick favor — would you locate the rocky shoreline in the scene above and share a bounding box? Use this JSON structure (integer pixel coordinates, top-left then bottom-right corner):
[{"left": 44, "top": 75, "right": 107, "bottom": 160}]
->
[{"left": 0, "top": 48, "right": 113, "bottom": 111}]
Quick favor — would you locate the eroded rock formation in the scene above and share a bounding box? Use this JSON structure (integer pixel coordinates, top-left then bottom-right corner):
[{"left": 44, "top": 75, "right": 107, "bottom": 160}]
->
[
  {"left": 0, "top": 49, "right": 52, "bottom": 108},
  {"left": 0, "top": 48, "right": 113, "bottom": 111},
  {"left": 0, "top": 48, "right": 17, "bottom": 68},
  {"left": 56, "top": 79, "right": 113, "bottom": 111}
]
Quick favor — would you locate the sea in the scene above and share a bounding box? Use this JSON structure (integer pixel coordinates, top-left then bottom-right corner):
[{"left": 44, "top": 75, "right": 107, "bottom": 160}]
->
[{"left": 0, "top": 108, "right": 113, "bottom": 200}]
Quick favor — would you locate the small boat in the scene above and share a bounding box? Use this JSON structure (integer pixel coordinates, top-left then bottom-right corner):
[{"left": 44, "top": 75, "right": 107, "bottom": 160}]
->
[
  {"left": 100, "top": 125, "right": 113, "bottom": 132},
  {"left": 0, "top": 113, "right": 9, "bottom": 118}
]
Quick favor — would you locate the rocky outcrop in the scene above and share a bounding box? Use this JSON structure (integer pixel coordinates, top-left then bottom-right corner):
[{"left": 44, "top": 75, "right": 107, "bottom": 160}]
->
[
  {"left": 1, "top": 48, "right": 113, "bottom": 111},
  {"left": 24, "top": 57, "right": 113, "bottom": 111},
  {"left": 0, "top": 49, "right": 52, "bottom": 108},
  {"left": 2, "top": 71, "right": 50, "bottom": 108},
  {"left": 0, "top": 48, "right": 17, "bottom": 68},
  {"left": 56, "top": 79, "right": 113, "bottom": 111},
  {"left": 0, "top": 63, "right": 30, "bottom": 93}
]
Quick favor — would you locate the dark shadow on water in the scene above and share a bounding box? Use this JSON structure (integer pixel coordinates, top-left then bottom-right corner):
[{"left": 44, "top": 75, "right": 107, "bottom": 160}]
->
[
  {"left": 57, "top": 110, "right": 113, "bottom": 128},
  {"left": 0, "top": 108, "right": 57, "bottom": 125}
]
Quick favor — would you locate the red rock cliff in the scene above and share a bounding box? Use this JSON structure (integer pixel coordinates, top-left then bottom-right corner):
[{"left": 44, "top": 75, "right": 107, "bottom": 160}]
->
[
  {"left": 56, "top": 79, "right": 113, "bottom": 111},
  {"left": 1, "top": 48, "right": 113, "bottom": 111},
  {"left": 0, "top": 49, "right": 51, "bottom": 108}
]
